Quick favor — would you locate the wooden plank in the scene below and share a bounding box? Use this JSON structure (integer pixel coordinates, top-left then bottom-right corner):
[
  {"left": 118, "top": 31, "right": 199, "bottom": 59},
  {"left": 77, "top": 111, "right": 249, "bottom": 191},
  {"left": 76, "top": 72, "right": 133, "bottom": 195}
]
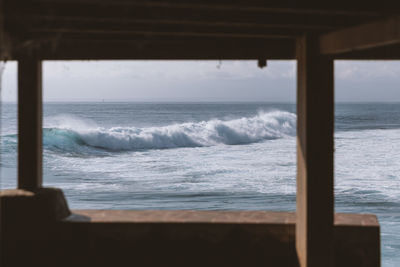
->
[
  {"left": 296, "top": 35, "right": 334, "bottom": 267},
  {"left": 18, "top": 57, "right": 43, "bottom": 190},
  {"left": 320, "top": 16, "right": 400, "bottom": 55}
]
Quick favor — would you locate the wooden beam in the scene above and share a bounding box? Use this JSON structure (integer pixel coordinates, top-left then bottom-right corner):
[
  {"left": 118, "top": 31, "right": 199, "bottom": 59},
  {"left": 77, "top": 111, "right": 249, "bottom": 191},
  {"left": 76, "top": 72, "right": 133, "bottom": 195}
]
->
[
  {"left": 12, "top": 36, "right": 400, "bottom": 60},
  {"left": 5, "top": 1, "right": 379, "bottom": 32},
  {"left": 23, "top": 17, "right": 316, "bottom": 39},
  {"left": 28, "top": 16, "right": 338, "bottom": 31},
  {"left": 5, "top": 0, "right": 395, "bottom": 16},
  {"left": 296, "top": 35, "right": 334, "bottom": 267},
  {"left": 335, "top": 43, "right": 400, "bottom": 59},
  {"left": 11, "top": 39, "right": 295, "bottom": 60},
  {"left": 29, "top": 28, "right": 296, "bottom": 40},
  {"left": 320, "top": 16, "right": 400, "bottom": 55},
  {"left": 18, "top": 57, "right": 43, "bottom": 190}
]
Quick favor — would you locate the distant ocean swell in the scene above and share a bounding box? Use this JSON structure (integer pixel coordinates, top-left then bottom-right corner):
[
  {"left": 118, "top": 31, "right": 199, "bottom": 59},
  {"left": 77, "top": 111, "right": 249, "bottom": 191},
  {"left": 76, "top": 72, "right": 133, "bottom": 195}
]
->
[{"left": 40, "top": 111, "right": 296, "bottom": 152}]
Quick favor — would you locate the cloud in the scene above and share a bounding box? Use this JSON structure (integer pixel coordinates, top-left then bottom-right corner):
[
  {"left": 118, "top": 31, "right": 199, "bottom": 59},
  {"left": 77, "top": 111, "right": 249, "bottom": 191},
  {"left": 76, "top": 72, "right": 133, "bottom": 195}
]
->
[
  {"left": 336, "top": 61, "right": 400, "bottom": 80},
  {"left": 2, "top": 60, "right": 400, "bottom": 102}
]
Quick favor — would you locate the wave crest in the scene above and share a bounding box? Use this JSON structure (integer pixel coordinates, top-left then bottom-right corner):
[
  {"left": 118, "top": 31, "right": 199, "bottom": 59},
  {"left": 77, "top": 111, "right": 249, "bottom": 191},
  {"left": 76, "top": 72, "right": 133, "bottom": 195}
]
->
[{"left": 43, "top": 111, "right": 296, "bottom": 153}]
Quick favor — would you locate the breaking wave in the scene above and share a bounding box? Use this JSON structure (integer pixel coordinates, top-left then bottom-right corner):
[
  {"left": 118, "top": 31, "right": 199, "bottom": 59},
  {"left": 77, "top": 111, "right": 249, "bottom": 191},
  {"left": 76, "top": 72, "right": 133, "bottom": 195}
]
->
[{"left": 42, "top": 111, "right": 296, "bottom": 153}]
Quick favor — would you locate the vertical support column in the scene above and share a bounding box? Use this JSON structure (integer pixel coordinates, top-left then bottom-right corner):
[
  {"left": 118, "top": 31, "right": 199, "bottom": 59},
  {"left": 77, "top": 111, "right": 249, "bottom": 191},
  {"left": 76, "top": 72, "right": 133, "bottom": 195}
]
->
[
  {"left": 296, "top": 35, "right": 334, "bottom": 267},
  {"left": 0, "top": 0, "right": 10, "bottom": 60},
  {"left": 18, "top": 57, "right": 43, "bottom": 189}
]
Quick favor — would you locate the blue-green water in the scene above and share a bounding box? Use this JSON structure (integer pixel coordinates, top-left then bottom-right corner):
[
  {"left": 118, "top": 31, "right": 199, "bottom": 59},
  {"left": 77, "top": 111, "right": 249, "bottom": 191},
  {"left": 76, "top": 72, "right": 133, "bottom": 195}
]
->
[{"left": 1, "top": 102, "right": 399, "bottom": 266}]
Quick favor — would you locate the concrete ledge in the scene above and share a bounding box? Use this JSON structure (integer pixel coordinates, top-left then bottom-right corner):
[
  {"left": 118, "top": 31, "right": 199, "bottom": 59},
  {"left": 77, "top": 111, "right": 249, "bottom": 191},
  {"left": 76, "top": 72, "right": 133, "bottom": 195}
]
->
[
  {"left": 66, "top": 210, "right": 297, "bottom": 223},
  {"left": 58, "top": 210, "right": 379, "bottom": 267},
  {"left": 60, "top": 210, "right": 298, "bottom": 267},
  {"left": 66, "top": 210, "right": 379, "bottom": 225},
  {"left": 0, "top": 188, "right": 71, "bottom": 221},
  {"left": 0, "top": 191, "right": 379, "bottom": 267},
  {"left": 0, "top": 188, "right": 71, "bottom": 267}
]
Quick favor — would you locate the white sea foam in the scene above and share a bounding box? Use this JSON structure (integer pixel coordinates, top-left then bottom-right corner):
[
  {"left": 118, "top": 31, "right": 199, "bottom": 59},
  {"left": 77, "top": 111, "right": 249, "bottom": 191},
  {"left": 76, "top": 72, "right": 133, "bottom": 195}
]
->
[{"left": 43, "top": 111, "right": 296, "bottom": 152}]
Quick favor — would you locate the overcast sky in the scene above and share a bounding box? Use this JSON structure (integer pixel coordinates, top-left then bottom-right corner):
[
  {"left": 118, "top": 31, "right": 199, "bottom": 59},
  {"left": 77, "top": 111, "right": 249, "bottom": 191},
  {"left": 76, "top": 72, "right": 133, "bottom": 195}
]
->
[{"left": 1, "top": 60, "right": 400, "bottom": 102}]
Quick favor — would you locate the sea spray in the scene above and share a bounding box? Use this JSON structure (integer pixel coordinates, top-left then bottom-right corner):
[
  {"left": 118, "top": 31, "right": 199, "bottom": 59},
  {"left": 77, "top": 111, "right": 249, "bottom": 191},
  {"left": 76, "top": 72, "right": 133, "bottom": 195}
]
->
[{"left": 42, "top": 111, "right": 296, "bottom": 153}]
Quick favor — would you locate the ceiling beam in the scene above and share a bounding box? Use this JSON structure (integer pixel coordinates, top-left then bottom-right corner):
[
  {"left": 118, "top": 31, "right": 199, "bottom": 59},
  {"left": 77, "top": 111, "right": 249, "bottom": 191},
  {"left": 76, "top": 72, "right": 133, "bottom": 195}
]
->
[
  {"left": 28, "top": 28, "right": 297, "bottom": 40},
  {"left": 26, "top": 16, "right": 337, "bottom": 31},
  {"left": 334, "top": 43, "right": 400, "bottom": 60},
  {"left": 320, "top": 16, "right": 400, "bottom": 55},
  {"left": 11, "top": 0, "right": 397, "bottom": 16},
  {"left": 10, "top": 39, "right": 295, "bottom": 60},
  {"left": 6, "top": 2, "right": 377, "bottom": 30}
]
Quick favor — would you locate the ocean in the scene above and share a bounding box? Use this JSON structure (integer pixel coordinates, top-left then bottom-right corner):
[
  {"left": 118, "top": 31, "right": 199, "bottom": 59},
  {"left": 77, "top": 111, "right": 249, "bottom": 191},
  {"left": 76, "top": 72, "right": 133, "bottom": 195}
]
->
[{"left": 1, "top": 102, "right": 399, "bottom": 266}]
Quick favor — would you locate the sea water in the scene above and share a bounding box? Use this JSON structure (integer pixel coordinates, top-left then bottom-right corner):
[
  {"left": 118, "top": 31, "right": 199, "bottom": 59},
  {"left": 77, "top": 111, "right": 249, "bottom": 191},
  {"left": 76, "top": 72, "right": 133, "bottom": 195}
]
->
[{"left": 1, "top": 102, "right": 399, "bottom": 266}]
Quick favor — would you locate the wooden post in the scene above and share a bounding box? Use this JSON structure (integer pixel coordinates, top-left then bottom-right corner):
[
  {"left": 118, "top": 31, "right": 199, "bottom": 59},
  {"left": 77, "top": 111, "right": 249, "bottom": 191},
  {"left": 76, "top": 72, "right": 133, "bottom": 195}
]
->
[
  {"left": 296, "top": 35, "right": 334, "bottom": 267},
  {"left": 0, "top": 0, "right": 9, "bottom": 60},
  {"left": 18, "top": 57, "right": 43, "bottom": 190}
]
